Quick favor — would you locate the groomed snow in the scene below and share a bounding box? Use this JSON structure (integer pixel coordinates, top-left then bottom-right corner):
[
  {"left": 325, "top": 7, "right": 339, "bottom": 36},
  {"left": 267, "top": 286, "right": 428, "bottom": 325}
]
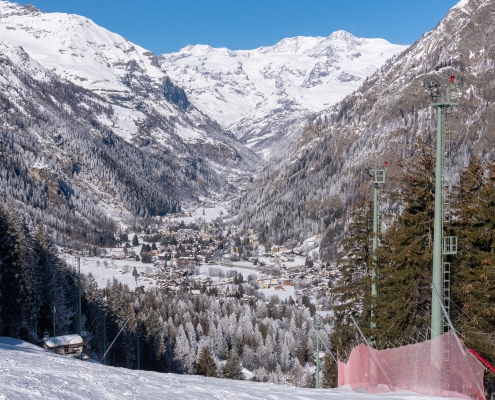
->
[{"left": 0, "top": 337, "right": 462, "bottom": 399}]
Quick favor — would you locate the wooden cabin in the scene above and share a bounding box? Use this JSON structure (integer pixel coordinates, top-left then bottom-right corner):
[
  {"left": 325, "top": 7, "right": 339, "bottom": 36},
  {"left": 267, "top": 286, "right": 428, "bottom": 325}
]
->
[{"left": 41, "top": 334, "right": 88, "bottom": 360}]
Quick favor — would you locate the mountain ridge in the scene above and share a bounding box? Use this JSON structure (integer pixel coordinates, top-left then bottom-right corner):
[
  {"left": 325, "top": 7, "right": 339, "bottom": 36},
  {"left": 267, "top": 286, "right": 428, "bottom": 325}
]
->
[
  {"left": 0, "top": 0, "right": 261, "bottom": 172},
  {"left": 234, "top": 0, "right": 495, "bottom": 259},
  {"left": 159, "top": 31, "right": 407, "bottom": 161}
]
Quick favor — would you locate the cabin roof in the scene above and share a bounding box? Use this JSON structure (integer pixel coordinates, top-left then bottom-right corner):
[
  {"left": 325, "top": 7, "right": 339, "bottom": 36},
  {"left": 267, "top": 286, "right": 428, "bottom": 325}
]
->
[{"left": 41, "top": 334, "right": 84, "bottom": 348}]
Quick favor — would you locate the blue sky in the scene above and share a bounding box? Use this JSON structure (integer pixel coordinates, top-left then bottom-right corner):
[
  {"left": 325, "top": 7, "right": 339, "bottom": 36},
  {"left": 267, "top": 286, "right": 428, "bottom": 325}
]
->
[{"left": 20, "top": 0, "right": 460, "bottom": 54}]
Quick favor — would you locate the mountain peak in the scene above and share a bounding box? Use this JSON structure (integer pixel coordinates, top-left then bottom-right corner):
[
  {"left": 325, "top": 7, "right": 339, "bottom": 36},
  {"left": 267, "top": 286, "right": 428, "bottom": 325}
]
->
[
  {"left": 0, "top": 1, "right": 41, "bottom": 16},
  {"left": 21, "top": 3, "right": 40, "bottom": 13},
  {"left": 159, "top": 32, "right": 407, "bottom": 160},
  {"left": 328, "top": 30, "right": 356, "bottom": 41}
]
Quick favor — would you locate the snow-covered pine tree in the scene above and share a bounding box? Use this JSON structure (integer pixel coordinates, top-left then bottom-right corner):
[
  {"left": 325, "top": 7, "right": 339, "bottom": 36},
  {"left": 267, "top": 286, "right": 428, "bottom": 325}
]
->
[{"left": 330, "top": 198, "right": 372, "bottom": 360}]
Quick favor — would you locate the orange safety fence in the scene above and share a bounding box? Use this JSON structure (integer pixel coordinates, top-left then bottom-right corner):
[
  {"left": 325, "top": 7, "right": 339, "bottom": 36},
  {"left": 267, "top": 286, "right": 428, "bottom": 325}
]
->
[{"left": 338, "top": 331, "right": 485, "bottom": 399}]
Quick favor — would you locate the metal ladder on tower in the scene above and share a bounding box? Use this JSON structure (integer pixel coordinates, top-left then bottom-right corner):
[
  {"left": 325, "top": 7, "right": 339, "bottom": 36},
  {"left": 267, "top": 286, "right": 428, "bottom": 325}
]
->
[{"left": 441, "top": 122, "right": 456, "bottom": 362}]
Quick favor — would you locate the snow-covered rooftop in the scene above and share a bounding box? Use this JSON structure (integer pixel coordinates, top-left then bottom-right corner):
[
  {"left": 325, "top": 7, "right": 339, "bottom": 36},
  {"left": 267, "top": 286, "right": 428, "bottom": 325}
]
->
[{"left": 41, "top": 334, "right": 83, "bottom": 348}]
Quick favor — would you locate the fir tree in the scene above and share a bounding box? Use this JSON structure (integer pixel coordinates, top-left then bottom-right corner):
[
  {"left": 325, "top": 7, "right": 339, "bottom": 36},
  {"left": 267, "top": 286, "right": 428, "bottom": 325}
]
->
[
  {"left": 222, "top": 350, "right": 244, "bottom": 380},
  {"left": 330, "top": 198, "right": 372, "bottom": 362},
  {"left": 81, "top": 273, "right": 105, "bottom": 358},
  {"left": 321, "top": 353, "right": 337, "bottom": 388},
  {"left": 33, "top": 223, "right": 73, "bottom": 338},
  {"left": 132, "top": 234, "right": 139, "bottom": 247},
  {"left": 451, "top": 157, "right": 495, "bottom": 367},
  {"left": 0, "top": 206, "right": 41, "bottom": 339},
  {"left": 374, "top": 147, "right": 436, "bottom": 341},
  {"left": 196, "top": 346, "right": 218, "bottom": 377}
]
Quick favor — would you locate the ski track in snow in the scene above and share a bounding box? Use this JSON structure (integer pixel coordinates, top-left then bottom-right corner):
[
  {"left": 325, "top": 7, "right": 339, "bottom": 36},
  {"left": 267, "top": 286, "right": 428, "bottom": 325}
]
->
[{"left": 0, "top": 337, "right": 463, "bottom": 399}]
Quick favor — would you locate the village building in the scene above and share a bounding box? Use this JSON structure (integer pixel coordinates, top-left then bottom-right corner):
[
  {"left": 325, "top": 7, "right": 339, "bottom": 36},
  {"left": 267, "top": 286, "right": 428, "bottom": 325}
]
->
[{"left": 40, "top": 334, "right": 89, "bottom": 361}]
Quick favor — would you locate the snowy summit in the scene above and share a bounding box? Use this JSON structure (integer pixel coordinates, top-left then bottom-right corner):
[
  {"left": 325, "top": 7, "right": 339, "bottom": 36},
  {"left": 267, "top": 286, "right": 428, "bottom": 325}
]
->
[{"left": 159, "top": 32, "right": 407, "bottom": 160}]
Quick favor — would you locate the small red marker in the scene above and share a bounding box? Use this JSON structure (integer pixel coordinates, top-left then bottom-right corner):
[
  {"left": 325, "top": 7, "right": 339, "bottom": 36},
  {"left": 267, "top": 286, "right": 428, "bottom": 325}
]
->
[
  {"left": 384, "top": 161, "right": 388, "bottom": 167},
  {"left": 450, "top": 75, "right": 455, "bottom": 83}
]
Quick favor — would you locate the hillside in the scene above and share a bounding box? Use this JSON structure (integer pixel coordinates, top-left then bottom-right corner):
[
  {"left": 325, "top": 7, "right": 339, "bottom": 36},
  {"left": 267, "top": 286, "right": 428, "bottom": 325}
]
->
[
  {"left": 0, "top": 1, "right": 260, "bottom": 172},
  {"left": 234, "top": 0, "right": 495, "bottom": 259},
  {"left": 0, "top": 337, "right": 459, "bottom": 399},
  {"left": 159, "top": 32, "right": 406, "bottom": 161},
  {"left": 0, "top": 2, "right": 261, "bottom": 245}
]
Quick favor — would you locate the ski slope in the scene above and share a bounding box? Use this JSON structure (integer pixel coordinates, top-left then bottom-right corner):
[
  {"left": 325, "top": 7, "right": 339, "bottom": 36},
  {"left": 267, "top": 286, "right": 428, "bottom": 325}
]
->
[{"left": 0, "top": 337, "right": 464, "bottom": 399}]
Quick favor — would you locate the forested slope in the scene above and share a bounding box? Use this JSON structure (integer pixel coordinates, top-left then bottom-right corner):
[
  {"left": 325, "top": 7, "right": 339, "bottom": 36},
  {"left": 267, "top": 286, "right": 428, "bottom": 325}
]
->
[
  {"left": 0, "top": 43, "right": 225, "bottom": 245},
  {"left": 235, "top": 0, "right": 495, "bottom": 260}
]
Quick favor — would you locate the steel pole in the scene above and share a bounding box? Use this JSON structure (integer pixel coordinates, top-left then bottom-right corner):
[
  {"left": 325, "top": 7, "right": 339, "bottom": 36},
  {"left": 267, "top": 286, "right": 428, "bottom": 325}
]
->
[
  {"left": 371, "top": 182, "right": 379, "bottom": 325},
  {"left": 316, "top": 318, "right": 321, "bottom": 388},
  {"left": 77, "top": 254, "right": 82, "bottom": 336},
  {"left": 372, "top": 182, "right": 379, "bottom": 294},
  {"left": 431, "top": 106, "right": 443, "bottom": 340},
  {"left": 137, "top": 334, "right": 141, "bottom": 370}
]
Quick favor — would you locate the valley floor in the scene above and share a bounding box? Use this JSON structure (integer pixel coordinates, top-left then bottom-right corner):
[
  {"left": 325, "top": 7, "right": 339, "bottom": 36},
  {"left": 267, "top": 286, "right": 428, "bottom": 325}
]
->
[{"left": 0, "top": 337, "right": 462, "bottom": 399}]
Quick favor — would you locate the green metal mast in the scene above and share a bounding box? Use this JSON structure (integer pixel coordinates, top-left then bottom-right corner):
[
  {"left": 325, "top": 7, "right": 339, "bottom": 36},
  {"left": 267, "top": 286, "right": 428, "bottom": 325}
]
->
[
  {"left": 423, "top": 77, "right": 459, "bottom": 340},
  {"left": 369, "top": 166, "right": 386, "bottom": 325},
  {"left": 315, "top": 316, "right": 323, "bottom": 388},
  {"left": 53, "top": 304, "right": 56, "bottom": 338},
  {"left": 75, "top": 251, "right": 82, "bottom": 336}
]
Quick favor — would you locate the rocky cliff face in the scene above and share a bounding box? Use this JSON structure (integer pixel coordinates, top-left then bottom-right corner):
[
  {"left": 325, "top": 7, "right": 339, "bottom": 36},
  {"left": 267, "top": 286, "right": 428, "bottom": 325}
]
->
[
  {"left": 159, "top": 32, "right": 406, "bottom": 161},
  {"left": 235, "top": 0, "right": 495, "bottom": 259}
]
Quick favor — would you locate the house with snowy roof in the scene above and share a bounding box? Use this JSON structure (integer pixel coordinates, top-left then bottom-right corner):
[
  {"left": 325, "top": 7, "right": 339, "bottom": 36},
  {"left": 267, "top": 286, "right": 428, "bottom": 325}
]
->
[{"left": 41, "top": 334, "right": 87, "bottom": 360}]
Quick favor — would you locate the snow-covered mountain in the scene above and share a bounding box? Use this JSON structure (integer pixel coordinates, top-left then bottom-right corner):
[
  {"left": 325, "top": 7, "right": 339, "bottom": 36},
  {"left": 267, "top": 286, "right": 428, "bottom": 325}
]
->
[
  {"left": 0, "top": 1, "right": 260, "bottom": 172},
  {"left": 235, "top": 0, "right": 495, "bottom": 259},
  {"left": 0, "top": 1, "right": 268, "bottom": 244},
  {"left": 0, "top": 1, "right": 264, "bottom": 246},
  {"left": 0, "top": 337, "right": 458, "bottom": 399},
  {"left": 159, "top": 32, "right": 407, "bottom": 160}
]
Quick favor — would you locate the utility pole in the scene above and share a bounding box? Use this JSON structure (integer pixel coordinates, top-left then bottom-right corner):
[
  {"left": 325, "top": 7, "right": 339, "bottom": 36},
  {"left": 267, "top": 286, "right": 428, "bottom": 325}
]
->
[
  {"left": 315, "top": 316, "right": 323, "bottom": 388},
  {"left": 422, "top": 75, "right": 459, "bottom": 340},
  {"left": 137, "top": 332, "right": 141, "bottom": 370},
  {"left": 74, "top": 250, "right": 82, "bottom": 336},
  {"left": 53, "top": 304, "right": 56, "bottom": 338},
  {"left": 101, "top": 295, "right": 107, "bottom": 364},
  {"left": 368, "top": 164, "right": 386, "bottom": 326}
]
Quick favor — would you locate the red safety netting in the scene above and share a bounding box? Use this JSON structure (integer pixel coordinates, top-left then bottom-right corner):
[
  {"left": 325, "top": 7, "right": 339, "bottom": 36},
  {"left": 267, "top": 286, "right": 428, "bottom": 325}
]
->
[{"left": 338, "top": 331, "right": 485, "bottom": 399}]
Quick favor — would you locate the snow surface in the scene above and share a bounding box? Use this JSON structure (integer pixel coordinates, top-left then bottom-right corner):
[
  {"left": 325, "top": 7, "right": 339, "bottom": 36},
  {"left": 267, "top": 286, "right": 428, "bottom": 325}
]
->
[
  {"left": 61, "top": 253, "right": 160, "bottom": 290},
  {"left": 169, "top": 204, "right": 228, "bottom": 224},
  {"left": 0, "top": 337, "right": 462, "bottom": 399}
]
